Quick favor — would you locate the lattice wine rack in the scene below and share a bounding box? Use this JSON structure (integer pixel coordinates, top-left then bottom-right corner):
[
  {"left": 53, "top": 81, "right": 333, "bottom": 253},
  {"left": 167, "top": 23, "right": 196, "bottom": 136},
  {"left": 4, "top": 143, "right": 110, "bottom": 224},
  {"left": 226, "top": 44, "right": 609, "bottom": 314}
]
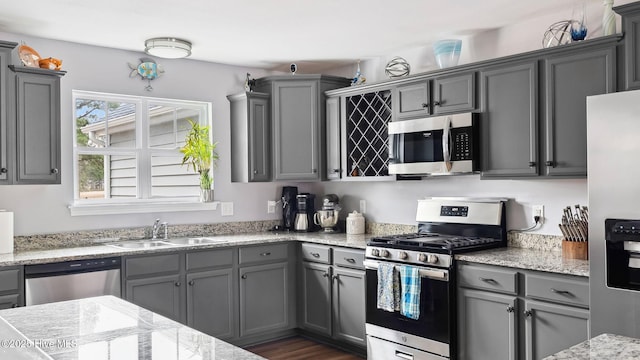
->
[{"left": 345, "top": 90, "right": 392, "bottom": 177}]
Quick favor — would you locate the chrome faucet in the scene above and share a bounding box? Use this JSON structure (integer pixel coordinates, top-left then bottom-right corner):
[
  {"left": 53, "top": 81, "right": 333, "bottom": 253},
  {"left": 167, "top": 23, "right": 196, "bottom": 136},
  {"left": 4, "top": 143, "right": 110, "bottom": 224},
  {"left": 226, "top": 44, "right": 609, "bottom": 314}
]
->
[{"left": 151, "top": 219, "right": 169, "bottom": 240}]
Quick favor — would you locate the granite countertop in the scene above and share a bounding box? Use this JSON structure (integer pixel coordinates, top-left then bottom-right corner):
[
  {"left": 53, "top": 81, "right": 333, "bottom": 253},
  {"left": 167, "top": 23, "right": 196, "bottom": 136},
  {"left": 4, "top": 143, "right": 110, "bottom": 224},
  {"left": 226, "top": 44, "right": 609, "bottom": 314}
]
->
[
  {"left": 0, "top": 232, "right": 371, "bottom": 267},
  {"left": 543, "top": 333, "right": 640, "bottom": 359},
  {"left": 0, "top": 295, "right": 264, "bottom": 360},
  {"left": 455, "top": 247, "right": 589, "bottom": 277}
]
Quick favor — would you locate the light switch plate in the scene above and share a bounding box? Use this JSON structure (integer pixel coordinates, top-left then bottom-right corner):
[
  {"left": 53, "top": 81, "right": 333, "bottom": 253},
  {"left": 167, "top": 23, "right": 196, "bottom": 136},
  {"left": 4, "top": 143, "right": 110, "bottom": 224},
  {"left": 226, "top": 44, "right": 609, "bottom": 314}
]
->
[
  {"left": 221, "top": 202, "right": 234, "bottom": 216},
  {"left": 359, "top": 200, "right": 366, "bottom": 214},
  {"left": 267, "top": 200, "right": 276, "bottom": 214}
]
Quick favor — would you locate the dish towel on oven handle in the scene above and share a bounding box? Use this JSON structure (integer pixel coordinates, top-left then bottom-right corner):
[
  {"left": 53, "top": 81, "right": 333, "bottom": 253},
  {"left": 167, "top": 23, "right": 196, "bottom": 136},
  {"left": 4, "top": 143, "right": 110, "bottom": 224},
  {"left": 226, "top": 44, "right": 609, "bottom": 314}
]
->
[
  {"left": 400, "top": 265, "right": 421, "bottom": 320},
  {"left": 376, "top": 262, "right": 400, "bottom": 312}
]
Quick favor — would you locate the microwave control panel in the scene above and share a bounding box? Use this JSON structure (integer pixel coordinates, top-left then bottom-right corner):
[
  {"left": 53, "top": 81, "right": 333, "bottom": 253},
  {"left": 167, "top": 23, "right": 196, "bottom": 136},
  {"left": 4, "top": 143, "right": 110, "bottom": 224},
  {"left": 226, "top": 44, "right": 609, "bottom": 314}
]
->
[{"left": 451, "top": 127, "right": 473, "bottom": 161}]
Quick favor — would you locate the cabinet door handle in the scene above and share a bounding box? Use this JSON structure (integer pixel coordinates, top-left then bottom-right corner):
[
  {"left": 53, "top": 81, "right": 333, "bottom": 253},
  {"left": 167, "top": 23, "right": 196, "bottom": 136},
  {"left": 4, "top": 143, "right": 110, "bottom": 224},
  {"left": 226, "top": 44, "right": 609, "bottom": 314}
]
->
[
  {"left": 312, "top": 169, "right": 317, "bottom": 173},
  {"left": 524, "top": 310, "right": 533, "bottom": 318},
  {"left": 506, "top": 306, "right": 515, "bottom": 313},
  {"left": 433, "top": 101, "right": 441, "bottom": 106},
  {"left": 332, "top": 275, "right": 339, "bottom": 281},
  {"left": 528, "top": 161, "right": 536, "bottom": 168},
  {"left": 310, "top": 252, "right": 320, "bottom": 258},
  {"left": 241, "top": 274, "right": 247, "bottom": 279},
  {"left": 421, "top": 103, "right": 429, "bottom": 108},
  {"left": 253, "top": 170, "right": 258, "bottom": 174},
  {"left": 11, "top": 303, "right": 17, "bottom": 308},
  {"left": 260, "top": 252, "right": 271, "bottom": 257},
  {"left": 323, "top": 272, "right": 330, "bottom": 278},
  {"left": 188, "top": 280, "right": 195, "bottom": 286},
  {"left": 0, "top": 168, "right": 7, "bottom": 174},
  {"left": 344, "top": 257, "right": 356, "bottom": 263},
  {"left": 546, "top": 161, "right": 555, "bottom": 167},
  {"left": 174, "top": 282, "right": 181, "bottom": 287},
  {"left": 395, "top": 350, "right": 414, "bottom": 360},
  {"left": 550, "top": 288, "right": 572, "bottom": 296},
  {"left": 50, "top": 168, "right": 59, "bottom": 174},
  {"left": 332, "top": 168, "right": 340, "bottom": 173}
]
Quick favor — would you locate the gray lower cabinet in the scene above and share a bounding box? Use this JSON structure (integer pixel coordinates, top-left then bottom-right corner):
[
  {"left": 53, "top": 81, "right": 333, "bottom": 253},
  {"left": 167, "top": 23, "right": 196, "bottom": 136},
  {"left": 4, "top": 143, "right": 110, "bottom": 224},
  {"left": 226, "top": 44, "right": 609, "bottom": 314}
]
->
[
  {"left": 125, "top": 273, "right": 182, "bottom": 321},
  {"left": 615, "top": 3, "right": 640, "bottom": 90},
  {"left": 8, "top": 66, "right": 64, "bottom": 184},
  {"left": 255, "top": 75, "right": 350, "bottom": 181},
  {"left": 458, "top": 262, "right": 589, "bottom": 360},
  {"left": 239, "top": 262, "right": 289, "bottom": 337},
  {"left": 186, "top": 268, "right": 235, "bottom": 340},
  {"left": 228, "top": 92, "right": 271, "bottom": 182},
  {"left": 298, "top": 244, "right": 366, "bottom": 348},
  {"left": 458, "top": 288, "right": 517, "bottom": 360},
  {"left": 0, "top": 266, "right": 23, "bottom": 309}
]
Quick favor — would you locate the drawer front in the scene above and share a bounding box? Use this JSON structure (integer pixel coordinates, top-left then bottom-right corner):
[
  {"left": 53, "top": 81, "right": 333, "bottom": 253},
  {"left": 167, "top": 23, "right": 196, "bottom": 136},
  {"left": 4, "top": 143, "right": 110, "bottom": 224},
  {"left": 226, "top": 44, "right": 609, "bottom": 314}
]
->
[
  {"left": 526, "top": 273, "right": 589, "bottom": 307},
  {"left": 125, "top": 254, "right": 181, "bottom": 277},
  {"left": 300, "top": 243, "right": 331, "bottom": 264},
  {"left": 186, "top": 248, "right": 234, "bottom": 271},
  {"left": 239, "top": 243, "right": 288, "bottom": 264},
  {"left": 333, "top": 248, "right": 365, "bottom": 269},
  {"left": 458, "top": 263, "right": 518, "bottom": 294},
  {"left": 0, "top": 268, "right": 21, "bottom": 293}
]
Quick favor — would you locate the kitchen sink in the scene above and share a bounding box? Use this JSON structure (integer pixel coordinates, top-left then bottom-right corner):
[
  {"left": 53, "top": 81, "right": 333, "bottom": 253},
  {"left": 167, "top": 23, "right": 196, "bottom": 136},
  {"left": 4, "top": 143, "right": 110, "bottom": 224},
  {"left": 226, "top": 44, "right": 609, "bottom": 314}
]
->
[
  {"left": 105, "top": 240, "right": 178, "bottom": 249},
  {"left": 164, "top": 237, "right": 227, "bottom": 245}
]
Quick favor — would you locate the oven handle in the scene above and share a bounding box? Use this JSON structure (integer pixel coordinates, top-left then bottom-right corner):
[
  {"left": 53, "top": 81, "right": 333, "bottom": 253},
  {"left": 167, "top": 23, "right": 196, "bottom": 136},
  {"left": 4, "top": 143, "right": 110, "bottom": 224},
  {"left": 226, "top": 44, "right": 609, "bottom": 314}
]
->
[
  {"left": 442, "top": 115, "right": 452, "bottom": 172},
  {"left": 363, "top": 260, "right": 448, "bottom": 281}
]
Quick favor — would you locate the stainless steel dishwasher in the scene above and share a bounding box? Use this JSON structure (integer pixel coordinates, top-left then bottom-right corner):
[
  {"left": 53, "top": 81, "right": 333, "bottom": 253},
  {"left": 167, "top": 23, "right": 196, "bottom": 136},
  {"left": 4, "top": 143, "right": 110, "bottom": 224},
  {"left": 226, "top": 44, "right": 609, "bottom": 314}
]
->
[{"left": 25, "top": 257, "right": 121, "bottom": 306}]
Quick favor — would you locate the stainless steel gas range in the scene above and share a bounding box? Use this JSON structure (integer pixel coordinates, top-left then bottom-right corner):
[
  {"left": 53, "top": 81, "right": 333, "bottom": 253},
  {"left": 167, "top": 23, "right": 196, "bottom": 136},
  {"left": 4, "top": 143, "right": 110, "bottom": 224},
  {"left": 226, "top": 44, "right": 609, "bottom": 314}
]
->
[{"left": 364, "top": 198, "right": 507, "bottom": 360}]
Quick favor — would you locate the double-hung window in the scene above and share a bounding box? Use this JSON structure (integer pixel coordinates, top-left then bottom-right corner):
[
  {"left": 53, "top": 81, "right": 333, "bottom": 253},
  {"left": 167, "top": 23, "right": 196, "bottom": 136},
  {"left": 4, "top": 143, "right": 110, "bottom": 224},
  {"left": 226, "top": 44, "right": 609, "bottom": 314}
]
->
[{"left": 71, "top": 90, "right": 213, "bottom": 215}]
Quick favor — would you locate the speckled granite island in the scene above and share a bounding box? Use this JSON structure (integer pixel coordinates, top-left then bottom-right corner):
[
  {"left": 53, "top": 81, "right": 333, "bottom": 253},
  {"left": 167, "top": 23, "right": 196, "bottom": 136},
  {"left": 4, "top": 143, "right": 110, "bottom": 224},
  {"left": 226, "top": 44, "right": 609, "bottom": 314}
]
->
[
  {"left": 0, "top": 295, "right": 265, "bottom": 360},
  {"left": 543, "top": 333, "right": 640, "bottom": 359}
]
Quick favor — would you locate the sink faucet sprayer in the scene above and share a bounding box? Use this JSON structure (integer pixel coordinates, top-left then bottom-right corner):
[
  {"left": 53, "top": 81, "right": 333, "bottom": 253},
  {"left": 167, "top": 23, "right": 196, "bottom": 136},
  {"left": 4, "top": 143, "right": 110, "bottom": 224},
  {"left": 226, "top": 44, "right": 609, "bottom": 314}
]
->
[{"left": 151, "top": 219, "right": 169, "bottom": 240}]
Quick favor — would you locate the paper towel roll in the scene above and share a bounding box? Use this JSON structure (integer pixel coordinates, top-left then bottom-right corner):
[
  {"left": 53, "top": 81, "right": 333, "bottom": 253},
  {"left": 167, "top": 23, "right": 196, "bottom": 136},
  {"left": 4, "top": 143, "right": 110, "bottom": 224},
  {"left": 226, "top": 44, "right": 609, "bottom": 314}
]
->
[{"left": 0, "top": 212, "right": 14, "bottom": 254}]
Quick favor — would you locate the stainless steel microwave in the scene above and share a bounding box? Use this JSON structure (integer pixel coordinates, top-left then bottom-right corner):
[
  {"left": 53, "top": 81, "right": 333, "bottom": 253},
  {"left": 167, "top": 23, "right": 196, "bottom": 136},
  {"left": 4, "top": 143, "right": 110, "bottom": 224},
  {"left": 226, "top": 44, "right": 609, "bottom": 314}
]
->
[{"left": 388, "top": 112, "right": 479, "bottom": 176}]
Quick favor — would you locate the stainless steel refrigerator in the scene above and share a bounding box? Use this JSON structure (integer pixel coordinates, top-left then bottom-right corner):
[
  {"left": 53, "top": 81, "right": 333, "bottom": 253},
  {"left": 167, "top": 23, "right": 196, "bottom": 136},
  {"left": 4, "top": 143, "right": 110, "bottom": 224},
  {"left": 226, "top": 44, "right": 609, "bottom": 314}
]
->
[{"left": 587, "top": 89, "right": 640, "bottom": 337}]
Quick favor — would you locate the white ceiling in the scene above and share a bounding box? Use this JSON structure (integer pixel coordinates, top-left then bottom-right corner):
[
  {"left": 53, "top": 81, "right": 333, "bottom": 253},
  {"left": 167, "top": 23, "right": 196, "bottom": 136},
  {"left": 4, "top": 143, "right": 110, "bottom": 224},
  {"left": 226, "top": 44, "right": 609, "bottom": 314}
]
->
[{"left": 0, "top": 0, "right": 609, "bottom": 71}]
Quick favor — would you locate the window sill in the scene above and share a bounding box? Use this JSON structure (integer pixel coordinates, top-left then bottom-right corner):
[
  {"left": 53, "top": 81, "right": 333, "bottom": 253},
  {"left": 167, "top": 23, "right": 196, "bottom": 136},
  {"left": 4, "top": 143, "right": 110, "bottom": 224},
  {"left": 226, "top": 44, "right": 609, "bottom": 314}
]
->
[{"left": 68, "top": 201, "right": 220, "bottom": 216}]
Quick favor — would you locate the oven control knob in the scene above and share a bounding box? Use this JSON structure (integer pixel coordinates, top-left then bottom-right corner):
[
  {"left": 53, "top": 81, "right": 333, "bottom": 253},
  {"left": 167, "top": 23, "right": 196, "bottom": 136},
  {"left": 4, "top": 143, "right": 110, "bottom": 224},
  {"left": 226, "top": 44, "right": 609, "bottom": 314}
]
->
[
  {"left": 418, "top": 254, "right": 427, "bottom": 262},
  {"left": 399, "top": 251, "right": 408, "bottom": 260},
  {"left": 379, "top": 249, "right": 390, "bottom": 258},
  {"left": 371, "top": 249, "right": 380, "bottom": 257},
  {"left": 427, "top": 254, "right": 439, "bottom": 264}
]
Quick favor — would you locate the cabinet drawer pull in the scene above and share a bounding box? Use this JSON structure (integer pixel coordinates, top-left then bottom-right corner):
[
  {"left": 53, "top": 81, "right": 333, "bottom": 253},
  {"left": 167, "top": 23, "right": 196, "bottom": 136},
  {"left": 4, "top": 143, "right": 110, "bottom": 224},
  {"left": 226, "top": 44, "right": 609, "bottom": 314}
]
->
[
  {"left": 260, "top": 252, "right": 271, "bottom": 257},
  {"left": 546, "top": 160, "right": 555, "bottom": 167},
  {"left": 421, "top": 103, "right": 429, "bottom": 108},
  {"left": 524, "top": 310, "right": 533, "bottom": 318},
  {"left": 241, "top": 274, "right": 247, "bottom": 279},
  {"left": 550, "top": 288, "right": 573, "bottom": 296},
  {"left": 528, "top": 161, "right": 536, "bottom": 167},
  {"left": 479, "top": 277, "right": 497, "bottom": 284},
  {"left": 0, "top": 168, "right": 7, "bottom": 174},
  {"left": 11, "top": 304, "right": 17, "bottom": 308},
  {"left": 323, "top": 272, "right": 330, "bottom": 278},
  {"left": 188, "top": 280, "right": 195, "bottom": 286},
  {"left": 506, "top": 306, "right": 514, "bottom": 313},
  {"left": 433, "top": 101, "right": 441, "bottom": 106},
  {"left": 174, "top": 282, "right": 181, "bottom": 287},
  {"left": 50, "top": 168, "right": 59, "bottom": 174},
  {"left": 344, "top": 257, "right": 356, "bottom": 263},
  {"left": 310, "top": 252, "right": 320, "bottom": 258},
  {"left": 395, "top": 350, "right": 414, "bottom": 360}
]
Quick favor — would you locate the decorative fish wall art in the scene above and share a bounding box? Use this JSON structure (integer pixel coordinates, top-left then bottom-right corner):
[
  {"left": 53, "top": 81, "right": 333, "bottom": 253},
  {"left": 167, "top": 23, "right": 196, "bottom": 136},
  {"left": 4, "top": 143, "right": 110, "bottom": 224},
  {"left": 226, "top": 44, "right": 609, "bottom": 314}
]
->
[{"left": 128, "top": 57, "right": 165, "bottom": 91}]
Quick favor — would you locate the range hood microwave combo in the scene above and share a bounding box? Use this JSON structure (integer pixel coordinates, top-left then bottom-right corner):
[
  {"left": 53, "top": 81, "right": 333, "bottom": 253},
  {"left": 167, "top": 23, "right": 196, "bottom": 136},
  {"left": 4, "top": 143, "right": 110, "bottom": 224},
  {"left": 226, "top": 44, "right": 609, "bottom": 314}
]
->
[{"left": 388, "top": 112, "right": 480, "bottom": 176}]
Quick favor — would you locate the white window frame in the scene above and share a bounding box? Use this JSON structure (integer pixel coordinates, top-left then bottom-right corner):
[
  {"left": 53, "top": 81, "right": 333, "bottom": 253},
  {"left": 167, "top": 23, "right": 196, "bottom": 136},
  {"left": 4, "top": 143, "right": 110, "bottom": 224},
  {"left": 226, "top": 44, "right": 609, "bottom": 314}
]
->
[{"left": 69, "top": 90, "right": 217, "bottom": 216}]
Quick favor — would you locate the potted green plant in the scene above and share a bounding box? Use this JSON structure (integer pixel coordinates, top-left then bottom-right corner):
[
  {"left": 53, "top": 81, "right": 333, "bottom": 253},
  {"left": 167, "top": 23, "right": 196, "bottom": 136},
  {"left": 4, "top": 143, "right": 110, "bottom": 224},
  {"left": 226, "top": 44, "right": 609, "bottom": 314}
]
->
[{"left": 180, "top": 119, "right": 218, "bottom": 202}]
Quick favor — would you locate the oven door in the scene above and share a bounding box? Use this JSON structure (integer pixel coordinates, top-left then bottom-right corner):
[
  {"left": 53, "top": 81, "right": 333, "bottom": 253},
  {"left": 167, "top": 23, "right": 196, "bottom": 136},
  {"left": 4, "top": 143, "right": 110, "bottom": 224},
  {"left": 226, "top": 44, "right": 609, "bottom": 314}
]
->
[{"left": 364, "top": 259, "right": 452, "bottom": 357}]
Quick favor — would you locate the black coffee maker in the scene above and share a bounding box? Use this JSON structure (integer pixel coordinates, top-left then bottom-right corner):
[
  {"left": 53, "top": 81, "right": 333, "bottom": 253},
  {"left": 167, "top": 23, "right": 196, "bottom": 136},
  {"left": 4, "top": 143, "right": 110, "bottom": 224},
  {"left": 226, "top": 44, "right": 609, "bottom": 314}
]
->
[
  {"left": 281, "top": 186, "right": 298, "bottom": 231},
  {"left": 294, "top": 193, "right": 316, "bottom": 232}
]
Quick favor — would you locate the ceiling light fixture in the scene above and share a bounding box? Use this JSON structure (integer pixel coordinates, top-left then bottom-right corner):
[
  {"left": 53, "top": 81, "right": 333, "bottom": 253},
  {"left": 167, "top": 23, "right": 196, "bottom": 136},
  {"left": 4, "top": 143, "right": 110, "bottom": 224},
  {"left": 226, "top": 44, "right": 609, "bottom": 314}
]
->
[{"left": 144, "top": 37, "right": 192, "bottom": 59}]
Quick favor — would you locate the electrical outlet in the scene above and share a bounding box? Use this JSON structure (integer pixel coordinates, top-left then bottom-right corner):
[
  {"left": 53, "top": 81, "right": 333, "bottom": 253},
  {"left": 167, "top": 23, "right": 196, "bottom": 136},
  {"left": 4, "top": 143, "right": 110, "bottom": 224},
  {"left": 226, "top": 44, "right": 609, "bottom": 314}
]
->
[
  {"left": 359, "top": 200, "right": 367, "bottom": 214},
  {"left": 221, "top": 202, "right": 234, "bottom": 216},
  {"left": 533, "top": 205, "right": 544, "bottom": 222},
  {"left": 267, "top": 200, "right": 276, "bottom": 214}
]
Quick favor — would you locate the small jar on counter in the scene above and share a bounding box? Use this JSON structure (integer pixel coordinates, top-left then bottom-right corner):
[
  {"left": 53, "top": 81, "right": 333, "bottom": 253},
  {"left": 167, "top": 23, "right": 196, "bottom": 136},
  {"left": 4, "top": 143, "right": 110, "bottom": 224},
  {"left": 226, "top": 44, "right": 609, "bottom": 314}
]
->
[{"left": 346, "top": 211, "right": 365, "bottom": 235}]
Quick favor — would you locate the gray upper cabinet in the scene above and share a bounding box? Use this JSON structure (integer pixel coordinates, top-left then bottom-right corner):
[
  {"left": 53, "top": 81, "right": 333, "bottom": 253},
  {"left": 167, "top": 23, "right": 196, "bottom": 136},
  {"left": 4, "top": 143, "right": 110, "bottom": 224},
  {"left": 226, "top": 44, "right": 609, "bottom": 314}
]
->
[
  {"left": 228, "top": 92, "right": 270, "bottom": 182},
  {"left": 255, "top": 75, "right": 350, "bottom": 181},
  {"left": 480, "top": 61, "right": 539, "bottom": 177},
  {"left": 543, "top": 47, "right": 615, "bottom": 177},
  {"left": 615, "top": 3, "right": 640, "bottom": 90},
  {"left": 8, "top": 66, "right": 64, "bottom": 184},
  {"left": 325, "top": 96, "right": 341, "bottom": 180},
  {"left": 0, "top": 43, "right": 14, "bottom": 184},
  {"left": 394, "top": 73, "right": 475, "bottom": 120}
]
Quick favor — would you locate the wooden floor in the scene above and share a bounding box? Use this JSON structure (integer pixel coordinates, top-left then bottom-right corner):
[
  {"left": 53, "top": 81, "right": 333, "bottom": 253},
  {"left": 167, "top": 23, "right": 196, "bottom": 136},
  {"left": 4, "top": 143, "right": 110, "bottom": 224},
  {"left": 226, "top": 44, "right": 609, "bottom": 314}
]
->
[{"left": 246, "top": 336, "right": 364, "bottom": 360}]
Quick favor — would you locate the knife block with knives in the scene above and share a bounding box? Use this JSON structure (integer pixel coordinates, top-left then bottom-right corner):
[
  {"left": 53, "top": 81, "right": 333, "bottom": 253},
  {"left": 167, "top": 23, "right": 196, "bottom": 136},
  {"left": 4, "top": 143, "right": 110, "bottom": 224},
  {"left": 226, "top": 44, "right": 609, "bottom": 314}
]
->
[{"left": 559, "top": 205, "right": 589, "bottom": 260}]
